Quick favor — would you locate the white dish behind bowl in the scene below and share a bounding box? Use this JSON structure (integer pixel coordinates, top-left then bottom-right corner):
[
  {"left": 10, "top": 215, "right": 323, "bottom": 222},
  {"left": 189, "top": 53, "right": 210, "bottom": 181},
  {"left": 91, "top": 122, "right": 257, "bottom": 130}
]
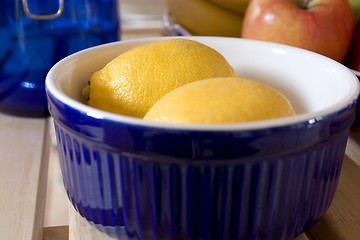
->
[{"left": 48, "top": 36, "right": 359, "bottom": 129}]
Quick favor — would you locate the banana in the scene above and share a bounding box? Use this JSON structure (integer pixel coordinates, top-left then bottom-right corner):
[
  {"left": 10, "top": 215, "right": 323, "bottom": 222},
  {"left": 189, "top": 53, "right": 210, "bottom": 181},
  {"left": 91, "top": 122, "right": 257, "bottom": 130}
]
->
[
  {"left": 165, "top": 0, "right": 244, "bottom": 37},
  {"left": 206, "top": 0, "right": 250, "bottom": 15}
]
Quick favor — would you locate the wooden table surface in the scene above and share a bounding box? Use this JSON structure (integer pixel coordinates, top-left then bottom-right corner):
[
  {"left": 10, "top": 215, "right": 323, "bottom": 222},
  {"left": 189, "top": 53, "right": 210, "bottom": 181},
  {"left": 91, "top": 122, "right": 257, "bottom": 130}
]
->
[{"left": 1, "top": 27, "right": 360, "bottom": 240}]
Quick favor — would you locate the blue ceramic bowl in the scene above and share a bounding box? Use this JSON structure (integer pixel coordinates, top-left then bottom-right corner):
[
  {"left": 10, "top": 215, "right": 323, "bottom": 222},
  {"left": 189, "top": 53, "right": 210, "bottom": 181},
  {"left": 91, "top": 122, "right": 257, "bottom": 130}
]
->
[
  {"left": 351, "top": 70, "right": 360, "bottom": 128},
  {"left": 46, "top": 37, "right": 360, "bottom": 240}
]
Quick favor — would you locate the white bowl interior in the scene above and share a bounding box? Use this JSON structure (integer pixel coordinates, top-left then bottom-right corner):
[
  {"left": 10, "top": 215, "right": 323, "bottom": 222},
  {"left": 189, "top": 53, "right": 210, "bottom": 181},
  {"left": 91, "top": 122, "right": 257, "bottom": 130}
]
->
[{"left": 46, "top": 36, "right": 360, "bottom": 129}]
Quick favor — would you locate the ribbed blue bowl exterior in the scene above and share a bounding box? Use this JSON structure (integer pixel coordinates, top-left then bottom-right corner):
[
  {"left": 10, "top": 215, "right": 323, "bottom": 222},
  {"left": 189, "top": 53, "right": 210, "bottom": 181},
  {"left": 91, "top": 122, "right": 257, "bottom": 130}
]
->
[{"left": 53, "top": 120, "right": 349, "bottom": 240}]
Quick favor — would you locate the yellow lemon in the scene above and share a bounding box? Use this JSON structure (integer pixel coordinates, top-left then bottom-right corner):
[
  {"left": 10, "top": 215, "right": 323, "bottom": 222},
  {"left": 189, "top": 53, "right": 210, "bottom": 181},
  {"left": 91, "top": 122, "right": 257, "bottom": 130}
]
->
[
  {"left": 144, "top": 77, "right": 295, "bottom": 124},
  {"left": 87, "top": 38, "right": 237, "bottom": 118}
]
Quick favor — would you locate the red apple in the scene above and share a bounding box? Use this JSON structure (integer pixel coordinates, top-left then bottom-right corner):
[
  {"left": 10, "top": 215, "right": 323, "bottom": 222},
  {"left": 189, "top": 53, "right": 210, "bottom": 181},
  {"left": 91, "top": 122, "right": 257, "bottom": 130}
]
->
[
  {"left": 241, "top": 0, "right": 355, "bottom": 62},
  {"left": 347, "top": 21, "right": 360, "bottom": 71}
]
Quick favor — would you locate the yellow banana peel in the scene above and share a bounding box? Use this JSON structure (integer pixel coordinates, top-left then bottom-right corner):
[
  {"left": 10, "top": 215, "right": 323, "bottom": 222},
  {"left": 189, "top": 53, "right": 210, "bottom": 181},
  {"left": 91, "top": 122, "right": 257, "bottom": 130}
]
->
[
  {"left": 206, "top": 0, "right": 250, "bottom": 15},
  {"left": 165, "top": 0, "right": 245, "bottom": 37}
]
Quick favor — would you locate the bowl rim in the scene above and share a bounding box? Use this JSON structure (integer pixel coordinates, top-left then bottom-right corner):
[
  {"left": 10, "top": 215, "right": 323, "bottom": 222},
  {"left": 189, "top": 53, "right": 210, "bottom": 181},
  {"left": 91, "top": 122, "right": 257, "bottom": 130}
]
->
[{"left": 46, "top": 36, "right": 360, "bottom": 131}]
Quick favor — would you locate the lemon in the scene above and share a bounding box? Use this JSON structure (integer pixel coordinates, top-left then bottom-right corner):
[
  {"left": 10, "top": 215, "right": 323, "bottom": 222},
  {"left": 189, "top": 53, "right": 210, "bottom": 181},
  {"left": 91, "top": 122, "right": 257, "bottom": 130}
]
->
[
  {"left": 144, "top": 77, "right": 295, "bottom": 124},
  {"left": 87, "top": 38, "right": 237, "bottom": 118}
]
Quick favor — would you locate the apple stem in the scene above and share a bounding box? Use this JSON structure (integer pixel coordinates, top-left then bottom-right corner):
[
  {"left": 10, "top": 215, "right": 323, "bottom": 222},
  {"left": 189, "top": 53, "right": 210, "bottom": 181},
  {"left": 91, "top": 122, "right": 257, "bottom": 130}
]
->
[{"left": 293, "top": 0, "right": 311, "bottom": 9}]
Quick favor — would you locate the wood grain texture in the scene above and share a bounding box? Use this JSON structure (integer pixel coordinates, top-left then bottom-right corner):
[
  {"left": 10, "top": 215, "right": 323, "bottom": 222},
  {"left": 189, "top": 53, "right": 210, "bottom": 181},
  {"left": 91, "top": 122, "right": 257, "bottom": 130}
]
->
[
  {"left": 43, "top": 226, "right": 69, "bottom": 240},
  {"left": 0, "top": 113, "right": 50, "bottom": 240}
]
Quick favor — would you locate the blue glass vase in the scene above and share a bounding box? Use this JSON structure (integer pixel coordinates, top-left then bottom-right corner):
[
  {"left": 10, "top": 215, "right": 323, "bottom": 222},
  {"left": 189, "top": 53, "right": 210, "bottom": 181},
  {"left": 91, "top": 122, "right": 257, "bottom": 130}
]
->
[{"left": 0, "top": 0, "right": 120, "bottom": 117}]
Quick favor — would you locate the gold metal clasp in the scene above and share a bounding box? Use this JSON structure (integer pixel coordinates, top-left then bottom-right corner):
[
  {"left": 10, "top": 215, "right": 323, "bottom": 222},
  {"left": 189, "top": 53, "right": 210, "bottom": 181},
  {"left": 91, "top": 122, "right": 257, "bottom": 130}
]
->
[{"left": 22, "top": 0, "right": 64, "bottom": 20}]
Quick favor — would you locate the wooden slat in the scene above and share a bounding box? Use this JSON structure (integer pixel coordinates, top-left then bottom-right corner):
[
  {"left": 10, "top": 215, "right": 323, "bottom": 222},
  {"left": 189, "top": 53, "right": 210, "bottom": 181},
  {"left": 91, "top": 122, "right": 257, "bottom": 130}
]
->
[
  {"left": 43, "top": 226, "right": 69, "bottom": 240},
  {"left": 0, "top": 113, "right": 50, "bottom": 240},
  {"left": 43, "top": 137, "right": 69, "bottom": 228}
]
